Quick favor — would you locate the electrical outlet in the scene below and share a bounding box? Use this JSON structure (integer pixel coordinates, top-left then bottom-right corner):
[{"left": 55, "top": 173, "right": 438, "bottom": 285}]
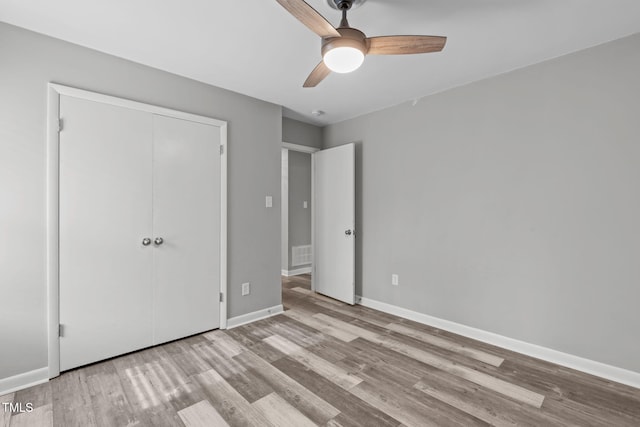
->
[
  {"left": 241, "top": 282, "right": 250, "bottom": 296},
  {"left": 265, "top": 196, "right": 273, "bottom": 208},
  {"left": 303, "top": 201, "right": 308, "bottom": 209},
  {"left": 391, "top": 274, "right": 399, "bottom": 286}
]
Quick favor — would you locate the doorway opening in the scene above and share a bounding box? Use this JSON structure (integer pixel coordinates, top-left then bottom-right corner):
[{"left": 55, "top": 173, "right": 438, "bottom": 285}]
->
[
  {"left": 281, "top": 141, "right": 356, "bottom": 305},
  {"left": 281, "top": 143, "right": 318, "bottom": 296}
]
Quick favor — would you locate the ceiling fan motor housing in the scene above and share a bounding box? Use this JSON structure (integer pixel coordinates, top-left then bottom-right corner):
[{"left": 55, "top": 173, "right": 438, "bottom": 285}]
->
[
  {"left": 321, "top": 27, "right": 367, "bottom": 57},
  {"left": 327, "top": 0, "right": 366, "bottom": 10}
]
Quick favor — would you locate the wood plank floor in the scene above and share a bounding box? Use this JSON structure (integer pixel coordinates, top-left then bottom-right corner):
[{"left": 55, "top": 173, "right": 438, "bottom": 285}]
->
[{"left": 3, "top": 274, "right": 640, "bottom": 426}]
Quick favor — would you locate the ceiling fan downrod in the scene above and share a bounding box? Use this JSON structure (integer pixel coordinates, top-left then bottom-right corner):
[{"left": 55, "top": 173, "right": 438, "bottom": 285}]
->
[{"left": 335, "top": 0, "right": 352, "bottom": 28}]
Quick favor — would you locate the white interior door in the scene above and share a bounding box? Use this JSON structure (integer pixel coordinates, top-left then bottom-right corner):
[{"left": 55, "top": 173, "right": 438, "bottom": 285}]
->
[
  {"left": 152, "top": 115, "right": 221, "bottom": 344},
  {"left": 59, "top": 96, "right": 154, "bottom": 371},
  {"left": 314, "top": 143, "right": 355, "bottom": 304}
]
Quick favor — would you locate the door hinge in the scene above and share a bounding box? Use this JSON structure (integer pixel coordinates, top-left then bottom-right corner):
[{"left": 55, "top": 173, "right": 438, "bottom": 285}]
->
[
  {"left": 220, "top": 292, "right": 224, "bottom": 302},
  {"left": 58, "top": 118, "right": 63, "bottom": 132},
  {"left": 220, "top": 145, "right": 224, "bottom": 155},
  {"left": 58, "top": 324, "right": 64, "bottom": 337}
]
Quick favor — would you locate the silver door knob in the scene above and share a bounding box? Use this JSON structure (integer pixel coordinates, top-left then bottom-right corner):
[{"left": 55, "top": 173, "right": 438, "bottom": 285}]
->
[
  {"left": 142, "top": 238, "right": 151, "bottom": 246},
  {"left": 345, "top": 230, "right": 352, "bottom": 236},
  {"left": 154, "top": 237, "right": 164, "bottom": 246}
]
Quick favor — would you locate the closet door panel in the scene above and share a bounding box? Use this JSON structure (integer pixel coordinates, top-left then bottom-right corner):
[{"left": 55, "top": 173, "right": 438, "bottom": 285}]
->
[
  {"left": 59, "top": 96, "right": 154, "bottom": 371},
  {"left": 152, "top": 115, "right": 221, "bottom": 344}
]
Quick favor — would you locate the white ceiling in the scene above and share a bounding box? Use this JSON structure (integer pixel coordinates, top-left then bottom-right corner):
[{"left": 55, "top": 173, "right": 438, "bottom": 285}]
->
[{"left": 1, "top": 0, "right": 639, "bottom": 125}]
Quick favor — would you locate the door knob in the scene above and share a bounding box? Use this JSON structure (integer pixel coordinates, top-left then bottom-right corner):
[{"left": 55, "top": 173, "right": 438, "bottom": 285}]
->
[
  {"left": 345, "top": 229, "right": 352, "bottom": 236},
  {"left": 154, "top": 237, "right": 164, "bottom": 246},
  {"left": 142, "top": 238, "right": 152, "bottom": 246}
]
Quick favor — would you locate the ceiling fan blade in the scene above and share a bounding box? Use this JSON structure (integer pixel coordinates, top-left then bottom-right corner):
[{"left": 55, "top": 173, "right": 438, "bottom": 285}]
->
[
  {"left": 366, "top": 36, "right": 447, "bottom": 55},
  {"left": 276, "top": 0, "right": 341, "bottom": 38},
  {"left": 303, "top": 61, "right": 331, "bottom": 87}
]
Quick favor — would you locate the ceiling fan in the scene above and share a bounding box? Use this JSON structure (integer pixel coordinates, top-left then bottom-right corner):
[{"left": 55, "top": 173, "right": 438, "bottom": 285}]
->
[{"left": 276, "top": 0, "right": 447, "bottom": 87}]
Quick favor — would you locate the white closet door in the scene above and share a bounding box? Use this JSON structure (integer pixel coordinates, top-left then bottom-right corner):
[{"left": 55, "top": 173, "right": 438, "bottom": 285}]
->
[
  {"left": 59, "top": 96, "right": 154, "bottom": 371},
  {"left": 152, "top": 115, "right": 221, "bottom": 344}
]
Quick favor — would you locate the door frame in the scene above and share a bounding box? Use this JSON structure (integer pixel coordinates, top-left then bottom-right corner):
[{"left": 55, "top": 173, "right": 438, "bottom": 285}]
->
[
  {"left": 46, "top": 83, "right": 228, "bottom": 379},
  {"left": 281, "top": 142, "right": 319, "bottom": 289}
]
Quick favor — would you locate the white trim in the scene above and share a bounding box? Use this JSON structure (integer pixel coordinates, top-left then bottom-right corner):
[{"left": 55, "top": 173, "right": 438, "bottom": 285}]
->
[
  {"left": 46, "top": 85, "right": 61, "bottom": 379},
  {"left": 219, "top": 124, "right": 228, "bottom": 329},
  {"left": 47, "top": 83, "right": 229, "bottom": 375},
  {"left": 357, "top": 296, "right": 640, "bottom": 389},
  {"left": 281, "top": 267, "right": 312, "bottom": 277},
  {"left": 0, "top": 368, "right": 49, "bottom": 396},
  {"left": 281, "top": 149, "right": 289, "bottom": 275},
  {"left": 282, "top": 141, "right": 320, "bottom": 153},
  {"left": 226, "top": 305, "right": 284, "bottom": 329},
  {"left": 49, "top": 83, "right": 226, "bottom": 127},
  {"left": 311, "top": 153, "right": 316, "bottom": 292}
]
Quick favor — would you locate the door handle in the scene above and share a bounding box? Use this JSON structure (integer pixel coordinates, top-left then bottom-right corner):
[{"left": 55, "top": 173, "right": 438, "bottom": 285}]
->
[
  {"left": 154, "top": 237, "right": 164, "bottom": 246},
  {"left": 142, "top": 238, "right": 152, "bottom": 246},
  {"left": 345, "top": 229, "right": 352, "bottom": 236}
]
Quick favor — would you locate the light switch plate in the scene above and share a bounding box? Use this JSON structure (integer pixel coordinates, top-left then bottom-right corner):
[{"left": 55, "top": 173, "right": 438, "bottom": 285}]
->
[
  {"left": 391, "top": 274, "right": 399, "bottom": 286},
  {"left": 303, "top": 201, "right": 308, "bottom": 209},
  {"left": 266, "top": 196, "right": 273, "bottom": 208}
]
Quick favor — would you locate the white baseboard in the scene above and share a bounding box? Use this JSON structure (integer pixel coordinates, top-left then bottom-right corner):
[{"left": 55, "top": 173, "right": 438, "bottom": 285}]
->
[
  {"left": 226, "top": 304, "right": 284, "bottom": 329},
  {"left": 0, "top": 367, "right": 49, "bottom": 397},
  {"left": 281, "top": 267, "right": 312, "bottom": 277},
  {"left": 357, "top": 296, "right": 640, "bottom": 389}
]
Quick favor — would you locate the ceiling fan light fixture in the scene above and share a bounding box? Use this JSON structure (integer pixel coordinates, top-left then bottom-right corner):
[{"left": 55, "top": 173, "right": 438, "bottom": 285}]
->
[
  {"left": 275, "top": 0, "right": 446, "bottom": 87},
  {"left": 323, "top": 46, "right": 364, "bottom": 73},
  {"left": 321, "top": 27, "right": 367, "bottom": 74}
]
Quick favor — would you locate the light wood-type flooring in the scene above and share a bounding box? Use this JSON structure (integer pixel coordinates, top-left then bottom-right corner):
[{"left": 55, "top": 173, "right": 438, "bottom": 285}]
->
[{"left": 2, "top": 274, "right": 640, "bottom": 426}]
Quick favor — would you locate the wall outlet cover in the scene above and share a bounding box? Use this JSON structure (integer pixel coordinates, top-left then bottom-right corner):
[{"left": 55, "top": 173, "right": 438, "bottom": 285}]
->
[{"left": 241, "top": 282, "right": 251, "bottom": 296}]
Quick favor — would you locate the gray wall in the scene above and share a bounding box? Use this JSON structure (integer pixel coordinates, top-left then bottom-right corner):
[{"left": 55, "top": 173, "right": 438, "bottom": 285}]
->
[
  {"left": 323, "top": 33, "right": 640, "bottom": 373},
  {"left": 0, "top": 23, "right": 282, "bottom": 380},
  {"left": 283, "top": 117, "right": 322, "bottom": 149},
  {"left": 288, "top": 151, "right": 312, "bottom": 270}
]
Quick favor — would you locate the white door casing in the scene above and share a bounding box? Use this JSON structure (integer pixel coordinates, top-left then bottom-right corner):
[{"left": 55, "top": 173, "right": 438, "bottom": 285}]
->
[
  {"left": 313, "top": 143, "right": 356, "bottom": 304},
  {"left": 281, "top": 142, "right": 320, "bottom": 277}
]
